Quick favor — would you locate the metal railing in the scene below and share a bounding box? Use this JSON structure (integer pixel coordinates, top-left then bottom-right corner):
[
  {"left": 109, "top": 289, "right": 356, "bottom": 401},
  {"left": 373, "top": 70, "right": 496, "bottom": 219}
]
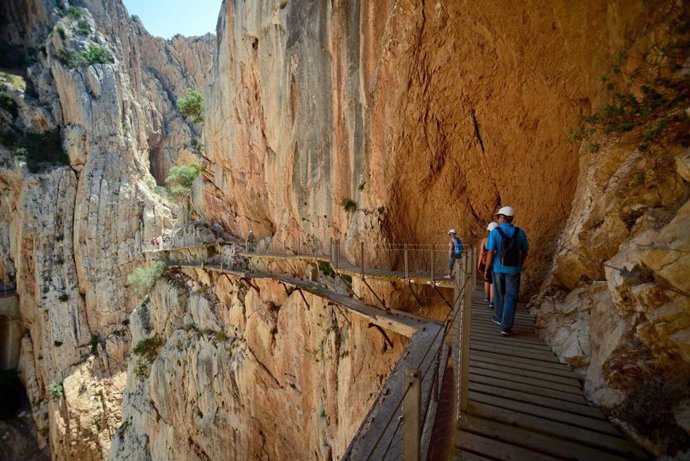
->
[
  {"left": 142, "top": 231, "right": 475, "bottom": 460},
  {"left": 341, "top": 247, "right": 476, "bottom": 461}
]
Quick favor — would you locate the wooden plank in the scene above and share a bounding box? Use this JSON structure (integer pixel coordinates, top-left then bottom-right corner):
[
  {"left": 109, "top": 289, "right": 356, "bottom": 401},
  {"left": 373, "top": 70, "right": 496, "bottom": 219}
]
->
[
  {"left": 470, "top": 352, "right": 577, "bottom": 377},
  {"left": 459, "top": 415, "right": 634, "bottom": 461},
  {"left": 469, "top": 332, "right": 551, "bottom": 350},
  {"left": 469, "top": 365, "right": 582, "bottom": 394},
  {"left": 456, "top": 451, "right": 495, "bottom": 461},
  {"left": 472, "top": 309, "right": 536, "bottom": 324},
  {"left": 471, "top": 343, "right": 559, "bottom": 362},
  {"left": 469, "top": 373, "right": 588, "bottom": 404},
  {"left": 467, "top": 403, "right": 647, "bottom": 459},
  {"left": 471, "top": 348, "right": 572, "bottom": 371},
  {"left": 470, "top": 382, "right": 606, "bottom": 419},
  {"left": 455, "top": 430, "right": 561, "bottom": 461},
  {"left": 471, "top": 324, "right": 540, "bottom": 337},
  {"left": 470, "top": 360, "right": 582, "bottom": 387},
  {"left": 468, "top": 392, "right": 620, "bottom": 435}
]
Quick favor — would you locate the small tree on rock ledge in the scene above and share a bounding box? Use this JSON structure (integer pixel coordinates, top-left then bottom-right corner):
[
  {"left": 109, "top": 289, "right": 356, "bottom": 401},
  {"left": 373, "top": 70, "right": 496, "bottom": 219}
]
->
[{"left": 177, "top": 89, "right": 204, "bottom": 124}]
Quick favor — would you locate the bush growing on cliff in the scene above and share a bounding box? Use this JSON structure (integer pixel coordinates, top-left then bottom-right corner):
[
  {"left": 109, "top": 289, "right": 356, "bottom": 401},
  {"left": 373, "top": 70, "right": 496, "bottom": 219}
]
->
[
  {"left": 49, "top": 382, "right": 64, "bottom": 400},
  {"left": 566, "top": 7, "right": 690, "bottom": 152},
  {"left": 126, "top": 262, "right": 167, "bottom": 299},
  {"left": 340, "top": 197, "right": 357, "bottom": 213},
  {"left": 177, "top": 89, "right": 204, "bottom": 124},
  {"left": 60, "top": 44, "right": 114, "bottom": 68},
  {"left": 132, "top": 336, "right": 163, "bottom": 363},
  {"left": 166, "top": 162, "right": 202, "bottom": 196}
]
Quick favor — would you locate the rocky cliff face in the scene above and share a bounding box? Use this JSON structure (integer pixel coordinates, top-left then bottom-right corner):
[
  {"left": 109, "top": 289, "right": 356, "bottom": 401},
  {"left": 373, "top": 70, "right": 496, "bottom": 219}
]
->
[
  {"left": 2, "top": 0, "right": 690, "bottom": 458},
  {"left": 0, "top": 0, "right": 211, "bottom": 458},
  {"left": 110, "top": 266, "right": 405, "bottom": 460},
  {"left": 201, "top": 0, "right": 660, "bottom": 294},
  {"left": 200, "top": 0, "right": 690, "bottom": 457}
]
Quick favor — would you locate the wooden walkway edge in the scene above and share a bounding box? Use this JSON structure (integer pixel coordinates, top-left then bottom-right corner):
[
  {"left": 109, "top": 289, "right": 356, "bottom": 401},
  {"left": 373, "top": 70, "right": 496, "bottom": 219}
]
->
[{"left": 452, "top": 286, "right": 649, "bottom": 461}]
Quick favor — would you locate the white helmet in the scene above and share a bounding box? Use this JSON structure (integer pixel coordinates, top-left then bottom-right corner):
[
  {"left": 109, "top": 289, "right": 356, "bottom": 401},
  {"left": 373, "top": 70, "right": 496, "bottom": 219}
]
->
[
  {"left": 448, "top": 229, "right": 456, "bottom": 235},
  {"left": 487, "top": 222, "right": 498, "bottom": 231},
  {"left": 496, "top": 206, "right": 514, "bottom": 218}
]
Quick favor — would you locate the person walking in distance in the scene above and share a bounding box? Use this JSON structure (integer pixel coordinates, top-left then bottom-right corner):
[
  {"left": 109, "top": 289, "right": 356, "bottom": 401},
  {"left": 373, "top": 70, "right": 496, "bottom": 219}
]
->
[
  {"left": 478, "top": 222, "right": 499, "bottom": 306},
  {"left": 484, "top": 207, "right": 528, "bottom": 335},
  {"left": 444, "top": 229, "right": 464, "bottom": 279}
]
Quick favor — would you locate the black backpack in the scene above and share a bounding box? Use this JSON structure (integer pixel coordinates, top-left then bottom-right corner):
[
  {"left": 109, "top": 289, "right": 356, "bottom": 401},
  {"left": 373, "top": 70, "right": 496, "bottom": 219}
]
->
[{"left": 496, "top": 227, "right": 521, "bottom": 267}]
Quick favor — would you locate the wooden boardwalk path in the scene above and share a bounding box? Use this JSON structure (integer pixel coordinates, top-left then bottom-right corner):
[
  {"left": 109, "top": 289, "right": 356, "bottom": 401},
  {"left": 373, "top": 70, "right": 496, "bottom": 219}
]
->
[{"left": 452, "top": 285, "right": 648, "bottom": 461}]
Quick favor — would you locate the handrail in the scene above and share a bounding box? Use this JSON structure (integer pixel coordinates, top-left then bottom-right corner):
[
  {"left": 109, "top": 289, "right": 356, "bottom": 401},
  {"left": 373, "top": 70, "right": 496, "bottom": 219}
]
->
[{"left": 142, "top": 232, "right": 475, "bottom": 460}]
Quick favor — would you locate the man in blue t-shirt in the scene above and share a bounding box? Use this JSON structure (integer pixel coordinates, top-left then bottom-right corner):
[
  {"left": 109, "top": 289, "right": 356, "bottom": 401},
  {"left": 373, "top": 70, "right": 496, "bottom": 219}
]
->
[{"left": 483, "top": 206, "right": 529, "bottom": 336}]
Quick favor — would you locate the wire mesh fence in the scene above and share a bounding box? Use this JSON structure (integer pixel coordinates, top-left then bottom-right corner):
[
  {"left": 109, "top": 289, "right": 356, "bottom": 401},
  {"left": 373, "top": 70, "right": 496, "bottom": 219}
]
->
[{"left": 142, "top": 230, "right": 476, "bottom": 460}]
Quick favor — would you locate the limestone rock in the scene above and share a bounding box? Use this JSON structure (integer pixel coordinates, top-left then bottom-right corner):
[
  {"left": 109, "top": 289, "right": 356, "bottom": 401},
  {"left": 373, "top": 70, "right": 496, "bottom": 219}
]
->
[{"left": 111, "top": 271, "right": 406, "bottom": 460}]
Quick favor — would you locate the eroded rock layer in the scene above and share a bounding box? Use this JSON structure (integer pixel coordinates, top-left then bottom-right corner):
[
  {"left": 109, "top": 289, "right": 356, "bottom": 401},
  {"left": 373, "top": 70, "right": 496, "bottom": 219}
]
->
[{"left": 110, "top": 269, "right": 406, "bottom": 460}]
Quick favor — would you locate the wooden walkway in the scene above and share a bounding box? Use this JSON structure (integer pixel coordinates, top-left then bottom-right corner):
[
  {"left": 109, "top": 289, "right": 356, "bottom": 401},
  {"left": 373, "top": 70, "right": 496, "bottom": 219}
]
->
[{"left": 452, "top": 286, "right": 648, "bottom": 461}]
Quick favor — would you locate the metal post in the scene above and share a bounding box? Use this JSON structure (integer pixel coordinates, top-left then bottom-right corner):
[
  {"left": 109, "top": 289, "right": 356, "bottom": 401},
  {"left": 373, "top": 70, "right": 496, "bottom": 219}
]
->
[
  {"left": 333, "top": 240, "right": 340, "bottom": 269},
  {"left": 460, "top": 248, "right": 472, "bottom": 413},
  {"left": 404, "top": 244, "right": 409, "bottom": 280},
  {"left": 430, "top": 244, "right": 435, "bottom": 283},
  {"left": 360, "top": 241, "right": 364, "bottom": 279},
  {"left": 403, "top": 368, "right": 421, "bottom": 461}
]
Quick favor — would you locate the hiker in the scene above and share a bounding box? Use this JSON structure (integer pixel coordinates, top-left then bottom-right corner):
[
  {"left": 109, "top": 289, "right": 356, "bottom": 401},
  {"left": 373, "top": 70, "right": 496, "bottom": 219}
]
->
[
  {"left": 484, "top": 206, "right": 528, "bottom": 336},
  {"left": 444, "top": 229, "right": 464, "bottom": 279},
  {"left": 478, "top": 222, "right": 499, "bottom": 306},
  {"left": 246, "top": 230, "right": 255, "bottom": 252}
]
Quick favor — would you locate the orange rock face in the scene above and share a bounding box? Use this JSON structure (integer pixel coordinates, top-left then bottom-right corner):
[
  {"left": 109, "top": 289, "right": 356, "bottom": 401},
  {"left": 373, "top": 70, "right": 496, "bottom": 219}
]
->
[{"left": 201, "top": 0, "right": 655, "bottom": 295}]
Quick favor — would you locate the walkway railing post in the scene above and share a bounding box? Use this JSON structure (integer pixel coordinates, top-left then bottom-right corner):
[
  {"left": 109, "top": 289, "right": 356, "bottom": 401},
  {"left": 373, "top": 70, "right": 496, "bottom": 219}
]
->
[
  {"left": 404, "top": 243, "right": 409, "bottom": 280},
  {"left": 333, "top": 240, "right": 340, "bottom": 269},
  {"left": 460, "top": 248, "right": 473, "bottom": 413},
  {"left": 430, "top": 244, "right": 435, "bottom": 283},
  {"left": 360, "top": 241, "right": 364, "bottom": 279},
  {"left": 402, "top": 368, "right": 421, "bottom": 461}
]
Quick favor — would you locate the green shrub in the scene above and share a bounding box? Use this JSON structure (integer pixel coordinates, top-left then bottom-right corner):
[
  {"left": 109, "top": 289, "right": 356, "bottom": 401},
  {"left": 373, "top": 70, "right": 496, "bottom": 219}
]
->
[
  {"left": 67, "top": 6, "right": 81, "bottom": 19},
  {"left": 22, "top": 129, "right": 69, "bottom": 173},
  {"left": 50, "top": 382, "right": 64, "bottom": 400},
  {"left": 14, "top": 147, "right": 27, "bottom": 159},
  {"left": 177, "top": 89, "right": 204, "bottom": 124},
  {"left": 566, "top": 10, "right": 690, "bottom": 151},
  {"left": 166, "top": 162, "right": 201, "bottom": 196},
  {"left": 340, "top": 197, "right": 357, "bottom": 213},
  {"left": 88, "top": 334, "right": 100, "bottom": 354},
  {"left": 56, "top": 24, "right": 66, "bottom": 39},
  {"left": 318, "top": 261, "right": 335, "bottom": 278},
  {"left": 132, "top": 336, "right": 163, "bottom": 363},
  {"left": 77, "top": 19, "right": 90, "bottom": 35},
  {"left": 61, "top": 44, "right": 114, "bottom": 68},
  {"left": 127, "top": 262, "right": 167, "bottom": 299},
  {"left": 0, "top": 129, "right": 17, "bottom": 147},
  {"left": 0, "top": 92, "right": 18, "bottom": 117},
  {"left": 58, "top": 293, "right": 68, "bottom": 302}
]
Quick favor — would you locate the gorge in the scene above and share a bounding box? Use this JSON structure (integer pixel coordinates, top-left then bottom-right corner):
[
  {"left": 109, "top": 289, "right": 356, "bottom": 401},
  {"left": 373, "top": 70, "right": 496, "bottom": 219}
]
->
[{"left": 0, "top": 0, "right": 689, "bottom": 460}]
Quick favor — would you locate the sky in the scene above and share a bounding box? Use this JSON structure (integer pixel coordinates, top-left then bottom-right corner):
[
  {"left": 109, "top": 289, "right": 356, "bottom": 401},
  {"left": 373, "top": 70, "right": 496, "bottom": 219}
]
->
[{"left": 122, "top": 0, "right": 222, "bottom": 38}]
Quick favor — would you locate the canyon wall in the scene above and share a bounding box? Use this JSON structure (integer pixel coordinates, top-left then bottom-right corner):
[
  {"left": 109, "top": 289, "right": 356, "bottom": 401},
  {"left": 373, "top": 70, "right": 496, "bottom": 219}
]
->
[
  {"left": 110, "top": 265, "right": 406, "bottom": 460},
  {"left": 200, "top": 0, "right": 689, "bottom": 456},
  {"left": 0, "top": 0, "right": 211, "bottom": 458},
  {"left": 1, "top": 0, "right": 688, "bottom": 458},
  {"left": 201, "top": 0, "right": 657, "bottom": 294}
]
